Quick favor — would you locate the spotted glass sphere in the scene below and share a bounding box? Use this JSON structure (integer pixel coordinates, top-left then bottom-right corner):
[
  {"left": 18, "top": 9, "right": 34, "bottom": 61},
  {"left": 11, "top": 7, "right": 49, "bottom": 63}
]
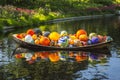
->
[
  {"left": 58, "top": 36, "right": 69, "bottom": 47},
  {"left": 59, "top": 36, "right": 68, "bottom": 42}
]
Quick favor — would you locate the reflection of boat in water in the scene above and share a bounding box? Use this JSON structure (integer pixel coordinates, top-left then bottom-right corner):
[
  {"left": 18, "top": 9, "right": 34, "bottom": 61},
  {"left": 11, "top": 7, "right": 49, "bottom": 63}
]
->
[
  {"left": 13, "top": 47, "right": 111, "bottom": 64},
  {"left": 14, "top": 50, "right": 88, "bottom": 64}
]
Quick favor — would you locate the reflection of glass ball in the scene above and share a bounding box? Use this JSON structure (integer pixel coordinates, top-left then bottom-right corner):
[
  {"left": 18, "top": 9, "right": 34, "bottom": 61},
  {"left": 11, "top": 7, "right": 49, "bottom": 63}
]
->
[
  {"left": 91, "top": 37, "right": 99, "bottom": 44},
  {"left": 25, "top": 53, "right": 33, "bottom": 59},
  {"left": 58, "top": 52, "right": 68, "bottom": 61},
  {"left": 90, "top": 53, "right": 98, "bottom": 60}
]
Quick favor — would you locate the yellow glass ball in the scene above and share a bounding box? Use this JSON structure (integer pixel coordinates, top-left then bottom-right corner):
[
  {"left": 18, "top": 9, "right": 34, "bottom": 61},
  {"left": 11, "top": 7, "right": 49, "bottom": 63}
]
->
[{"left": 49, "top": 32, "right": 60, "bottom": 41}]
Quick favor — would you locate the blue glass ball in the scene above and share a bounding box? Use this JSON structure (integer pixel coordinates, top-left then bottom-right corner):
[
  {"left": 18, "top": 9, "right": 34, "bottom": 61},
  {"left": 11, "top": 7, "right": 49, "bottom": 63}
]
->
[
  {"left": 87, "top": 40, "right": 92, "bottom": 45},
  {"left": 43, "top": 31, "right": 50, "bottom": 37},
  {"left": 33, "top": 28, "right": 42, "bottom": 35},
  {"left": 91, "top": 37, "right": 99, "bottom": 44}
]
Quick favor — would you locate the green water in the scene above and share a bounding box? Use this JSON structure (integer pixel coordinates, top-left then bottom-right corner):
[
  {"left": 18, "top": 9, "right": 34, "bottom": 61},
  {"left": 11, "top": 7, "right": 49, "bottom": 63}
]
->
[{"left": 0, "top": 15, "right": 120, "bottom": 80}]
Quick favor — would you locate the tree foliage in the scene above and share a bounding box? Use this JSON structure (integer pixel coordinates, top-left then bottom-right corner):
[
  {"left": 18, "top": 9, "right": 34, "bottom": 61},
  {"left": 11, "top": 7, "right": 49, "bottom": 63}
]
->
[{"left": 0, "top": 0, "right": 119, "bottom": 9}]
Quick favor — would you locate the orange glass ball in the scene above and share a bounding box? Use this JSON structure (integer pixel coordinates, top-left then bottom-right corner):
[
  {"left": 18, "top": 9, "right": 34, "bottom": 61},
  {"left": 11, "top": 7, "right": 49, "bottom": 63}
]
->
[
  {"left": 32, "top": 34, "right": 37, "bottom": 40},
  {"left": 49, "top": 32, "right": 60, "bottom": 41},
  {"left": 39, "top": 36, "right": 50, "bottom": 46},
  {"left": 79, "top": 34, "right": 88, "bottom": 42},
  {"left": 76, "top": 29, "right": 87, "bottom": 38},
  {"left": 16, "top": 33, "right": 24, "bottom": 39},
  {"left": 34, "top": 39, "right": 40, "bottom": 45},
  {"left": 69, "top": 39, "right": 74, "bottom": 45},
  {"left": 26, "top": 29, "right": 35, "bottom": 36}
]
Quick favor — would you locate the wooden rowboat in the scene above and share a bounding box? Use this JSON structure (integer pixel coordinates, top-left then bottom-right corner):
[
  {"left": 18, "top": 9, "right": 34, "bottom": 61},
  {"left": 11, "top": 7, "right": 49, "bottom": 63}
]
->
[{"left": 12, "top": 34, "right": 113, "bottom": 51}]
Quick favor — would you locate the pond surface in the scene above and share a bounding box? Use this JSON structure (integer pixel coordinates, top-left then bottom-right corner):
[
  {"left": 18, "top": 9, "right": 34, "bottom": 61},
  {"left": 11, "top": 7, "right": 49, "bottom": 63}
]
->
[{"left": 0, "top": 15, "right": 120, "bottom": 80}]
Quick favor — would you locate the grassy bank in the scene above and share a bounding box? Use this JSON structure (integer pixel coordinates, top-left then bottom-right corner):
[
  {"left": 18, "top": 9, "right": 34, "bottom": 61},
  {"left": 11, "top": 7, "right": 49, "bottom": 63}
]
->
[{"left": 0, "top": 0, "right": 120, "bottom": 30}]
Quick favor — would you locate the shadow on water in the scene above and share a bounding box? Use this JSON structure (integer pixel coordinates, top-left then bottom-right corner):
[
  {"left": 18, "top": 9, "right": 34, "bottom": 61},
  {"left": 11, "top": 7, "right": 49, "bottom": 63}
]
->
[{"left": 0, "top": 15, "right": 120, "bottom": 80}]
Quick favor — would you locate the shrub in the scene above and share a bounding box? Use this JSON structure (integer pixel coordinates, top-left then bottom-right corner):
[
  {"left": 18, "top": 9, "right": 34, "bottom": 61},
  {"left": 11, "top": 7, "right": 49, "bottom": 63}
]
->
[{"left": 88, "top": 0, "right": 114, "bottom": 6}]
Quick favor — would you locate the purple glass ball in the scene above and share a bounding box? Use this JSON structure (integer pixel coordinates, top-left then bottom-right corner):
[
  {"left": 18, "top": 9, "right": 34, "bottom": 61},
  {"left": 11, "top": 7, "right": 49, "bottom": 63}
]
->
[{"left": 91, "top": 37, "right": 99, "bottom": 44}]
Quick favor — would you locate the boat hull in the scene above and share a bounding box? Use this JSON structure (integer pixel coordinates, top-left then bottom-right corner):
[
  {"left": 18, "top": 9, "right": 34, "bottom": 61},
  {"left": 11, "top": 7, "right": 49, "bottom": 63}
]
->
[{"left": 12, "top": 35, "right": 112, "bottom": 51}]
